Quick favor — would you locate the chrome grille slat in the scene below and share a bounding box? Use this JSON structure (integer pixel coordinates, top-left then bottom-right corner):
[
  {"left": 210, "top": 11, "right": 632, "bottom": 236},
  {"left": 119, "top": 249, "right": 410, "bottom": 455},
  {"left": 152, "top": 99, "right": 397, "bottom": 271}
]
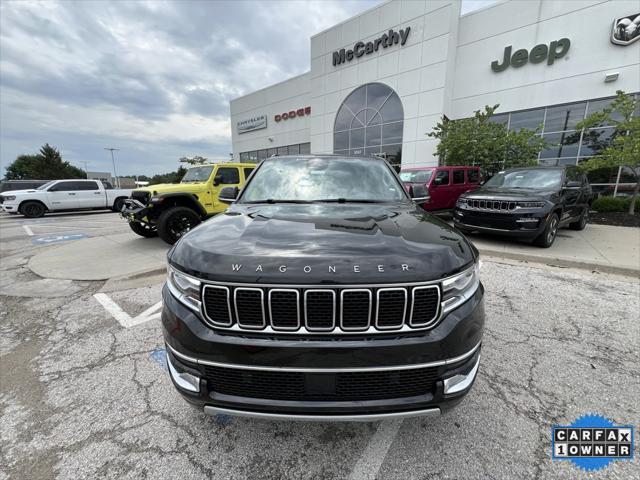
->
[
  {"left": 202, "top": 285, "right": 233, "bottom": 326},
  {"left": 268, "top": 289, "right": 300, "bottom": 331},
  {"left": 375, "top": 288, "right": 407, "bottom": 330},
  {"left": 340, "top": 289, "right": 372, "bottom": 331},
  {"left": 304, "top": 289, "right": 335, "bottom": 331},
  {"left": 234, "top": 287, "right": 265, "bottom": 329}
]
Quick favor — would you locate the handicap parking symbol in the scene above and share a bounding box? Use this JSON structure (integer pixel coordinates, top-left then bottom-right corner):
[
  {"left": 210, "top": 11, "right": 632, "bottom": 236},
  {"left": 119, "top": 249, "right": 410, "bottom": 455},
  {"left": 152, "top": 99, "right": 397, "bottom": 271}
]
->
[{"left": 33, "top": 233, "right": 87, "bottom": 245}]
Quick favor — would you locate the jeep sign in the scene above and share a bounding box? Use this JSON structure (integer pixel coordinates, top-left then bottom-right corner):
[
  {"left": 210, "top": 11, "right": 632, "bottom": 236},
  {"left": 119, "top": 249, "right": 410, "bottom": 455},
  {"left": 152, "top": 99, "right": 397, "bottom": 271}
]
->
[{"left": 491, "top": 38, "right": 571, "bottom": 72}]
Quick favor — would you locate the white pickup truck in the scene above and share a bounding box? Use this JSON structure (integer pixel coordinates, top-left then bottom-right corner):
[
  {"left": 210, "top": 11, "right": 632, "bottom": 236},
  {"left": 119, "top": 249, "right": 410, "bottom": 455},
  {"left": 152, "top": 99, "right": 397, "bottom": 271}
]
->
[{"left": 0, "top": 179, "right": 132, "bottom": 218}]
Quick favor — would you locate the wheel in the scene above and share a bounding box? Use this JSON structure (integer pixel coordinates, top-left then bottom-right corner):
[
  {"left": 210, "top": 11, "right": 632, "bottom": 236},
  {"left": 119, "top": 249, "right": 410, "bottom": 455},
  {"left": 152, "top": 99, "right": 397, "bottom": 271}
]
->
[
  {"left": 569, "top": 207, "right": 588, "bottom": 231},
  {"left": 533, "top": 213, "right": 559, "bottom": 248},
  {"left": 128, "top": 221, "right": 158, "bottom": 238},
  {"left": 157, "top": 207, "right": 201, "bottom": 245},
  {"left": 20, "top": 201, "right": 46, "bottom": 218},
  {"left": 113, "top": 198, "right": 125, "bottom": 212}
]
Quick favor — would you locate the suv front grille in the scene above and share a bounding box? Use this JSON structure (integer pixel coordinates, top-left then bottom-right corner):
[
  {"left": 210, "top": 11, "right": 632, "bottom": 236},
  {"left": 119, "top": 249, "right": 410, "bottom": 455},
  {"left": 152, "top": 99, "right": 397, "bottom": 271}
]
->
[
  {"left": 201, "top": 282, "right": 441, "bottom": 335},
  {"left": 131, "top": 191, "right": 151, "bottom": 204},
  {"left": 203, "top": 365, "right": 439, "bottom": 401},
  {"left": 467, "top": 199, "right": 516, "bottom": 211}
]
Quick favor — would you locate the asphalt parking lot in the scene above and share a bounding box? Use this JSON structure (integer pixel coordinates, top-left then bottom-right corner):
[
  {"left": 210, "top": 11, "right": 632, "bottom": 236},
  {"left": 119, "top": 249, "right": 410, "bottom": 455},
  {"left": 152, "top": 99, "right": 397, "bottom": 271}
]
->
[{"left": 1, "top": 210, "right": 638, "bottom": 479}]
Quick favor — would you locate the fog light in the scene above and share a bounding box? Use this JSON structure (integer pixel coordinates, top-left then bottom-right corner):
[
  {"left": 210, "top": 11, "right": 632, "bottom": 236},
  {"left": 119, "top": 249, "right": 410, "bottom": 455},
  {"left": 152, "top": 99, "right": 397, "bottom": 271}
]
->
[
  {"left": 443, "top": 355, "right": 480, "bottom": 395},
  {"left": 166, "top": 353, "right": 200, "bottom": 392},
  {"left": 515, "top": 218, "right": 538, "bottom": 223}
]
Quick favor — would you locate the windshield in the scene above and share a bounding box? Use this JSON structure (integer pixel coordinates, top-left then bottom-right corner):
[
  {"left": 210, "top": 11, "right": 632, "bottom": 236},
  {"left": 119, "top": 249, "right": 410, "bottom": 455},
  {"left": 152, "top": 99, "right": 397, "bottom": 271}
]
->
[
  {"left": 400, "top": 170, "right": 433, "bottom": 183},
  {"left": 240, "top": 157, "right": 407, "bottom": 203},
  {"left": 484, "top": 169, "right": 563, "bottom": 190},
  {"left": 37, "top": 181, "right": 56, "bottom": 190},
  {"left": 181, "top": 166, "right": 213, "bottom": 183}
]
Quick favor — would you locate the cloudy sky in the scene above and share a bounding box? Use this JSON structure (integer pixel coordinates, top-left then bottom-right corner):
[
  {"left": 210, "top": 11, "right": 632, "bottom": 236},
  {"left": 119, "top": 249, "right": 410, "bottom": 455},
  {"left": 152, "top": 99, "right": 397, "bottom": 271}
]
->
[{"left": 0, "top": 0, "right": 496, "bottom": 177}]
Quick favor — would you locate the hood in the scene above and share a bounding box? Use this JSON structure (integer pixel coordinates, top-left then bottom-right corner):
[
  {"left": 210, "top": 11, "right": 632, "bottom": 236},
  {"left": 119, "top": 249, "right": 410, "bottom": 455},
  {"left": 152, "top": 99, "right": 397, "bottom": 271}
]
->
[
  {"left": 170, "top": 203, "right": 476, "bottom": 284},
  {"left": 135, "top": 182, "right": 207, "bottom": 194},
  {"left": 0, "top": 189, "right": 39, "bottom": 195},
  {"left": 462, "top": 187, "right": 556, "bottom": 201}
]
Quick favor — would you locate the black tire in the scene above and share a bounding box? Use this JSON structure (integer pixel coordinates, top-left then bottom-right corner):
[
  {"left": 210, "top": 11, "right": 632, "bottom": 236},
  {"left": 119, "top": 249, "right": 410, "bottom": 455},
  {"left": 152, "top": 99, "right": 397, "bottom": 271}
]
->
[
  {"left": 128, "top": 221, "right": 158, "bottom": 238},
  {"left": 157, "top": 206, "right": 201, "bottom": 245},
  {"left": 20, "top": 201, "right": 46, "bottom": 218},
  {"left": 569, "top": 207, "right": 588, "bottom": 230},
  {"left": 533, "top": 212, "right": 559, "bottom": 248},
  {"left": 113, "top": 198, "right": 125, "bottom": 212}
]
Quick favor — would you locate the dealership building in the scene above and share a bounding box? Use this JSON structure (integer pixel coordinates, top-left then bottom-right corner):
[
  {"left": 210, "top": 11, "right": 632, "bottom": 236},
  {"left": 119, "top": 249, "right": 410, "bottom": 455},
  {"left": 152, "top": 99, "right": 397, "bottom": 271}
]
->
[{"left": 230, "top": 0, "right": 639, "bottom": 169}]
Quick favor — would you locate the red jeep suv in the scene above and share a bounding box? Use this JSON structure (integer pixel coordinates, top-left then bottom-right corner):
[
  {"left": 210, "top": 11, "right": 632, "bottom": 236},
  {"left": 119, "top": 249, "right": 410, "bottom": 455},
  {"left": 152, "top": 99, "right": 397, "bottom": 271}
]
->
[{"left": 400, "top": 166, "right": 481, "bottom": 211}]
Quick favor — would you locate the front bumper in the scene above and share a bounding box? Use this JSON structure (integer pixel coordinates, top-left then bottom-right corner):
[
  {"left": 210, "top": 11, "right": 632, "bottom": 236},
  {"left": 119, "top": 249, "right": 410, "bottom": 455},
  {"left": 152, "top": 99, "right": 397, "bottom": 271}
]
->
[
  {"left": 453, "top": 208, "right": 549, "bottom": 239},
  {"left": 162, "top": 282, "right": 484, "bottom": 420},
  {"left": 1, "top": 202, "right": 18, "bottom": 212},
  {"left": 121, "top": 199, "right": 152, "bottom": 223}
]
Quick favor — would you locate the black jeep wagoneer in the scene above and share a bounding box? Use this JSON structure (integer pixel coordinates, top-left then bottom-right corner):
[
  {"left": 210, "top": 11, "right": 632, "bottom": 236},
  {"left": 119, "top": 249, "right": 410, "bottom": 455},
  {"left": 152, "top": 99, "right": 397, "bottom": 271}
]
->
[{"left": 163, "top": 155, "right": 484, "bottom": 421}]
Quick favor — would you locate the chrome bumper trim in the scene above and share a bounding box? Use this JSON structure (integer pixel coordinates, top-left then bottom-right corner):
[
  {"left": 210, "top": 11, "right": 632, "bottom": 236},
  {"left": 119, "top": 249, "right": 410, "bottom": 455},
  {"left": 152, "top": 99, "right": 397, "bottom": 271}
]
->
[
  {"left": 166, "top": 340, "right": 481, "bottom": 373},
  {"left": 203, "top": 405, "right": 441, "bottom": 422}
]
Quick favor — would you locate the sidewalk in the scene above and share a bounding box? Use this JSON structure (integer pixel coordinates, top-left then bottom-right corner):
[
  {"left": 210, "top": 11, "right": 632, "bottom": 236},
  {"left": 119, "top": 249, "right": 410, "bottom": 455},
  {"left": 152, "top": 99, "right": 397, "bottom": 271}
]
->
[
  {"left": 26, "top": 224, "right": 639, "bottom": 281},
  {"left": 468, "top": 223, "right": 639, "bottom": 276}
]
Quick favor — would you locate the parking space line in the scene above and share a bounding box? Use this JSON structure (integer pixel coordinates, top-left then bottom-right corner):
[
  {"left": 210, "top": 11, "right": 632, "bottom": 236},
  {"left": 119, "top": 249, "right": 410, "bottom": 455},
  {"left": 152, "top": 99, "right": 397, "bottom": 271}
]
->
[
  {"left": 93, "top": 293, "right": 162, "bottom": 328},
  {"left": 348, "top": 419, "right": 403, "bottom": 480},
  {"left": 22, "top": 225, "right": 34, "bottom": 236}
]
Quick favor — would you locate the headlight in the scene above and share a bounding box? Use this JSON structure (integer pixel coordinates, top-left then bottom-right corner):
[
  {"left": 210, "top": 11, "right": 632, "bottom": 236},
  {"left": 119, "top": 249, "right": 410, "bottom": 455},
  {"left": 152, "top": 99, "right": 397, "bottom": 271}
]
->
[
  {"left": 167, "top": 265, "right": 201, "bottom": 311},
  {"left": 3, "top": 195, "right": 16, "bottom": 201},
  {"left": 456, "top": 198, "right": 468, "bottom": 206},
  {"left": 441, "top": 262, "right": 480, "bottom": 314},
  {"left": 517, "top": 201, "right": 545, "bottom": 208}
]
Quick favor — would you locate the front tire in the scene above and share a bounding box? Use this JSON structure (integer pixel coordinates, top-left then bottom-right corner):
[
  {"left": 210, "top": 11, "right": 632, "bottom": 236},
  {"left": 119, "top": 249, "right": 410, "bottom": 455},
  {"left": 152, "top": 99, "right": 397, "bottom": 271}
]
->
[
  {"left": 128, "top": 221, "right": 158, "bottom": 238},
  {"left": 113, "top": 198, "right": 125, "bottom": 212},
  {"left": 533, "top": 213, "right": 559, "bottom": 248},
  {"left": 157, "top": 207, "right": 201, "bottom": 245},
  {"left": 20, "top": 201, "right": 46, "bottom": 218},
  {"left": 569, "top": 208, "right": 588, "bottom": 231}
]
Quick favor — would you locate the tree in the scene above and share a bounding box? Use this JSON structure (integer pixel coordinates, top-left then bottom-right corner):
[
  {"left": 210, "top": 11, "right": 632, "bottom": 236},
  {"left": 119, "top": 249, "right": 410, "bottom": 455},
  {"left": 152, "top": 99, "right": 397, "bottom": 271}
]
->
[
  {"left": 179, "top": 155, "right": 209, "bottom": 166},
  {"left": 4, "top": 144, "right": 85, "bottom": 180},
  {"left": 427, "top": 105, "right": 547, "bottom": 178},
  {"left": 576, "top": 90, "right": 639, "bottom": 214},
  {"left": 148, "top": 166, "right": 187, "bottom": 185}
]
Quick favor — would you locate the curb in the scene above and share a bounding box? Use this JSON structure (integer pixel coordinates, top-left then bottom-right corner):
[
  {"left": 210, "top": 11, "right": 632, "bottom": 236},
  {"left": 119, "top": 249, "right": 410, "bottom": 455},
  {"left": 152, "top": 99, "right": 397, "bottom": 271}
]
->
[{"left": 478, "top": 248, "right": 640, "bottom": 278}]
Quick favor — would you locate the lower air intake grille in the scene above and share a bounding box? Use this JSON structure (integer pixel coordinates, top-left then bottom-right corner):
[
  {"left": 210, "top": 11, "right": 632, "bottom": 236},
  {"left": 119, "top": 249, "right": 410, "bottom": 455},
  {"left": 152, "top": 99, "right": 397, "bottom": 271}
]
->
[{"left": 203, "top": 365, "right": 440, "bottom": 401}]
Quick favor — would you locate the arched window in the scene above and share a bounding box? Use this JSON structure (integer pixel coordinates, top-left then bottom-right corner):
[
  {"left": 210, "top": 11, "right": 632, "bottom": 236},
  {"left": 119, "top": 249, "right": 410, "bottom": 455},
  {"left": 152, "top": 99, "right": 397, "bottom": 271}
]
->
[{"left": 333, "top": 83, "right": 403, "bottom": 168}]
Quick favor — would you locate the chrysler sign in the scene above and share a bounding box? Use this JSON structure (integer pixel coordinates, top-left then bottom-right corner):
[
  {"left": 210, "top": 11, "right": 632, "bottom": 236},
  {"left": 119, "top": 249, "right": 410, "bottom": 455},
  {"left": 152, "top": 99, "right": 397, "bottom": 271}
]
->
[
  {"left": 333, "top": 27, "right": 411, "bottom": 66},
  {"left": 237, "top": 114, "right": 267, "bottom": 134}
]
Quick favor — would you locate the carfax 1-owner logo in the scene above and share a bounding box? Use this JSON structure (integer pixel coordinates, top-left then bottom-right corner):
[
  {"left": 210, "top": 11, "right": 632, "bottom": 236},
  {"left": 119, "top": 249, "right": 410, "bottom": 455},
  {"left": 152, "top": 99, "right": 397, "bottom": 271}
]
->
[{"left": 552, "top": 414, "right": 635, "bottom": 471}]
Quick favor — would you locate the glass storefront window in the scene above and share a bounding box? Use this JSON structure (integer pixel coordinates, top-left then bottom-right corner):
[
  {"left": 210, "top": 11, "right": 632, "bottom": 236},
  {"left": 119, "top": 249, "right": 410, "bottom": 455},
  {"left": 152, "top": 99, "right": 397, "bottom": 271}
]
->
[
  {"left": 539, "top": 131, "right": 580, "bottom": 159},
  {"left": 257, "top": 150, "right": 268, "bottom": 161},
  {"left": 333, "top": 83, "right": 404, "bottom": 164},
  {"left": 544, "top": 102, "right": 586, "bottom": 133},
  {"left": 489, "top": 113, "right": 509, "bottom": 125},
  {"left": 240, "top": 152, "right": 249, "bottom": 162},
  {"left": 248, "top": 151, "right": 258, "bottom": 162},
  {"left": 509, "top": 108, "right": 544, "bottom": 131},
  {"left": 579, "top": 128, "right": 615, "bottom": 157},
  {"left": 300, "top": 143, "right": 311, "bottom": 154},
  {"left": 287, "top": 144, "right": 300, "bottom": 155}
]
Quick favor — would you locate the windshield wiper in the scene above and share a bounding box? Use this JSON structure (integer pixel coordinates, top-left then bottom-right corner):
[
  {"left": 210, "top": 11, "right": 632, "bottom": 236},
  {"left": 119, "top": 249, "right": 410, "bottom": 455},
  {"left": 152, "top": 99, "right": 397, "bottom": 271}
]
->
[
  {"left": 313, "top": 198, "right": 388, "bottom": 203},
  {"left": 243, "top": 199, "right": 313, "bottom": 204}
]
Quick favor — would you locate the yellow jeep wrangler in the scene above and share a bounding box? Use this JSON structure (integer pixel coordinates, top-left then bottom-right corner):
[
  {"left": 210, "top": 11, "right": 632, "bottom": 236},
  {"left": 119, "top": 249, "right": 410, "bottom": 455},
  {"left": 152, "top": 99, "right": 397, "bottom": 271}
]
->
[{"left": 122, "top": 163, "right": 255, "bottom": 244}]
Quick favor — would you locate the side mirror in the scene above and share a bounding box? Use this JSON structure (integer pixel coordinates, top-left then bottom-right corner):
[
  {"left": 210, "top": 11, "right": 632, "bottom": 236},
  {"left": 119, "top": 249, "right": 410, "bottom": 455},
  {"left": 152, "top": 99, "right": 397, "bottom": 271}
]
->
[
  {"left": 410, "top": 184, "right": 430, "bottom": 203},
  {"left": 219, "top": 186, "right": 238, "bottom": 203},
  {"left": 564, "top": 180, "right": 581, "bottom": 189},
  {"left": 213, "top": 174, "right": 223, "bottom": 186}
]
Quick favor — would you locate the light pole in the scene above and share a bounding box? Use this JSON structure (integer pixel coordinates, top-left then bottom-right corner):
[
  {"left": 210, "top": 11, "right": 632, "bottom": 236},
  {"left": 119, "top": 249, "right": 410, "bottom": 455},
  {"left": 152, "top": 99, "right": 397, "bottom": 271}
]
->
[
  {"left": 81, "top": 161, "right": 89, "bottom": 179},
  {"left": 104, "top": 148, "right": 120, "bottom": 188}
]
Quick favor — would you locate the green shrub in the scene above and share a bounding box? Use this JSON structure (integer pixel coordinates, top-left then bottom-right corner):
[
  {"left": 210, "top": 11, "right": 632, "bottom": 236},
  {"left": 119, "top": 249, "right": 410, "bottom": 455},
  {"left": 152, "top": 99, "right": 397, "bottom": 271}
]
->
[
  {"left": 592, "top": 196, "right": 627, "bottom": 212},
  {"left": 623, "top": 196, "right": 640, "bottom": 212}
]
